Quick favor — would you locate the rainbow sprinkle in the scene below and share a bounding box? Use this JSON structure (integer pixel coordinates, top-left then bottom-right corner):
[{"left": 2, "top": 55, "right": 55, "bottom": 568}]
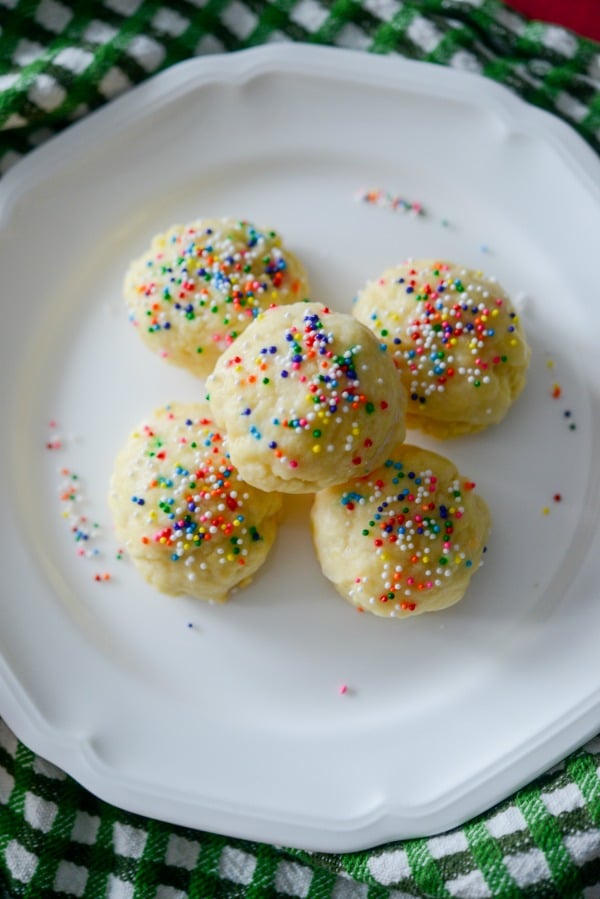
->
[
  {"left": 126, "top": 220, "right": 307, "bottom": 361},
  {"left": 122, "top": 406, "right": 275, "bottom": 570},
  {"left": 341, "top": 458, "right": 481, "bottom": 613},
  {"left": 212, "top": 307, "right": 399, "bottom": 478},
  {"left": 355, "top": 188, "right": 424, "bottom": 216},
  {"left": 47, "top": 422, "right": 115, "bottom": 581},
  {"left": 361, "top": 262, "right": 525, "bottom": 410}
]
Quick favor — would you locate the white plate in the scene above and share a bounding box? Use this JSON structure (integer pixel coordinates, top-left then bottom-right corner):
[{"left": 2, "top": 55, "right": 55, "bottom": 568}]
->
[{"left": 1, "top": 45, "right": 600, "bottom": 853}]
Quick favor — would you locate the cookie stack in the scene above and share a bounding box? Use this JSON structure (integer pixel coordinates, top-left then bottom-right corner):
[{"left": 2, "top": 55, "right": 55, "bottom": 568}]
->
[{"left": 110, "top": 218, "right": 530, "bottom": 618}]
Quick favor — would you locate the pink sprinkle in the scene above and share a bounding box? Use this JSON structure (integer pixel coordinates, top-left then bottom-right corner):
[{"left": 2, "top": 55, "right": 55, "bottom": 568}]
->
[
  {"left": 339, "top": 684, "right": 348, "bottom": 695},
  {"left": 289, "top": 460, "right": 298, "bottom": 468}
]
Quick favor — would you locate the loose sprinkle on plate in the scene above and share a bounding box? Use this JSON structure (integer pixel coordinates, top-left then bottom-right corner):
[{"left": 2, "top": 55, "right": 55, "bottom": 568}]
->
[{"left": 355, "top": 187, "right": 424, "bottom": 216}]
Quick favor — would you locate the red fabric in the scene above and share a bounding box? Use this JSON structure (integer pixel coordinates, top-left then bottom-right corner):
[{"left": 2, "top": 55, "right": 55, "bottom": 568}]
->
[{"left": 504, "top": 0, "right": 600, "bottom": 42}]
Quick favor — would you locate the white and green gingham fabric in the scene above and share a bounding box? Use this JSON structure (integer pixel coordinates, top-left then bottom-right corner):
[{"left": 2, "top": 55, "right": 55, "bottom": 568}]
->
[{"left": 1, "top": 1, "right": 599, "bottom": 897}]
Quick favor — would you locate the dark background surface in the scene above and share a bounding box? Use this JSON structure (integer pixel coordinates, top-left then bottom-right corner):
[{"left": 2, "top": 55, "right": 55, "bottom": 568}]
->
[{"left": 505, "top": 0, "right": 599, "bottom": 41}]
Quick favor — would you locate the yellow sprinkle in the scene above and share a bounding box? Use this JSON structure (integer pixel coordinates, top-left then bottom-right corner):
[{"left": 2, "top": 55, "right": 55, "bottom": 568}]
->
[
  {"left": 352, "top": 428, "right": 360, "bottom": 436},
  {"left": 491, "top": 309, "right": 499, "bottom": 317},
  {"left": 547, "top": 359, "right": 555, "bottom": 369},
  {"left": 312, "top": 445, "right": 321, "bottom": 453},
  {"left": 542, "top": 507, "right": 550, "bottom": 516},
  {"left": 233, "top": 520, "right": 240, "bottom": 527},
  {"left": 159, "top": 537, "right": 167, "bottom": 544}
]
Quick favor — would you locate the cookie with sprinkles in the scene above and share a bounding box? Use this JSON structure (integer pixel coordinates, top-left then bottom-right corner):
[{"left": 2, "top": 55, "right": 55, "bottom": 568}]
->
[
  {"left": 206, "top": 302, "right": 407, "bottom": 493},
  {"left": 123, "top": 218, "right": 310, "bottom": 377},
  {"left": 108, "top": 402, "right": 283, "bottom": 602},
  {"left": 311, "top": 443, "right": 490, "bottom": 618},
  {"left": 354, "top": 260, "right": 531, "bottom": 438}
]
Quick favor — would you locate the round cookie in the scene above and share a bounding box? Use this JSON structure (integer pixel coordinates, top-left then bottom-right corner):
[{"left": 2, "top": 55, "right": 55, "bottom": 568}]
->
[
  {"left": 109, "top": 402, "right": 283, "bottom": 602},
  {"left": 206, "top": 302, "right": 407, "bottom": 494},
  {"left": 354, "top": 260, "right": 530, "bottom": 438},
  {"left": 311, "top": 443, "right": 490, "bottom": 617},
  {"left": 124, "top": 218, "right": 310, "bottom": 378}
]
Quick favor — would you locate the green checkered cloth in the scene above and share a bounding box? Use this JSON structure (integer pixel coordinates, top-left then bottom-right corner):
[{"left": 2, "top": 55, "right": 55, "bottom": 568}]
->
[{"left": 1, "top": 1, "right": 599, "bottom": 897}]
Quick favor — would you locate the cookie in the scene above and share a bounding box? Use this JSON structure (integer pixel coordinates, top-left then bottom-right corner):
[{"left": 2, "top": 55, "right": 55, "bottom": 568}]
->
[
  {"left": 354, "top": 260, "right": 530, "bottom": 437},
  {"left": 206, "top": 302, "right": 407, "bottom": 493},
  {"left": 109, "top": 402, "right": 282, "bottom": 602},
  {"left": 124, "top": 218, "right": 310, "bottom": 377},
  {"left": 311, "top": 443, "right": 490, "bottom": 617}
]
